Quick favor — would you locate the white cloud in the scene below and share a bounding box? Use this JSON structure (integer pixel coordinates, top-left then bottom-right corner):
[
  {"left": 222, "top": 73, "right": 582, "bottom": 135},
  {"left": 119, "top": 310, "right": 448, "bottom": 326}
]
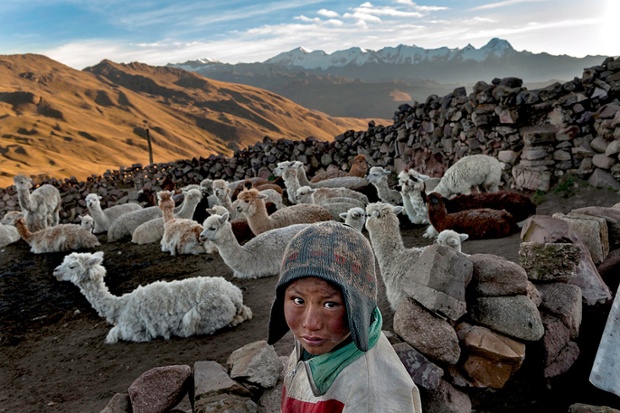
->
[
  {"left": 472, "top": 0, "right": 547, "bottom": 11},
  {"left": 317, "top": 8, "right": 339, "bottom": 18}
]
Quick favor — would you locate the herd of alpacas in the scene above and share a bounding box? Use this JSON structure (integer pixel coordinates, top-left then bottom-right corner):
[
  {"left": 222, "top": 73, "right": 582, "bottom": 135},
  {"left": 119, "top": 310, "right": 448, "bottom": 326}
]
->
[{"left": 0, "top": 154, "right": 537, "bottom": 343}]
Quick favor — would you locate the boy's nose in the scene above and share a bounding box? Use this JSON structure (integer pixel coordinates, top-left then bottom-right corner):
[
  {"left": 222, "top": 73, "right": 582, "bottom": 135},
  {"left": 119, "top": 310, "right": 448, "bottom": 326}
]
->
[{"left": 302, "top": 306, "right": 323, "bottom": 331}]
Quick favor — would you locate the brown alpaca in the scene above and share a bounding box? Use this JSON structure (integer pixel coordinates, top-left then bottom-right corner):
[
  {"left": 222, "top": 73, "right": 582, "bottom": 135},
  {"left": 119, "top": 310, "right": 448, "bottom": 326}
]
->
[
  {"left": 236, "top": 188, "right": 332, "bottom": 235},
  {"left": 310, "top": 154, "right": 369, "bottom": 183},
  {"left": 443, "top": 190, "right": 536, "bottom": 222},
  {"left": 160, "top": 191, "right": 204, "bottom": 255},
  {"left": 423, "top": 192, "right": 519, "bottom": 240}
]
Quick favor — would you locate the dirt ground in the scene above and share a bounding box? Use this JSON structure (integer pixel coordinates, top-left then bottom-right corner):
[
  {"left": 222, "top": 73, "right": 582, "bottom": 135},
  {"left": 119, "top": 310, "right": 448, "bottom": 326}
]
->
[{"left": 1, "top": 178, "right": 620, "bottom": 413}]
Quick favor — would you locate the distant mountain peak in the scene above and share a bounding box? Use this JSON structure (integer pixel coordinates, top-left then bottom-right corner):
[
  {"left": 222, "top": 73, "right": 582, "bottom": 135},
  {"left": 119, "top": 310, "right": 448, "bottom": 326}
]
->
[{"left": 482, "top": 38, "right": 514, "bottom": 52}]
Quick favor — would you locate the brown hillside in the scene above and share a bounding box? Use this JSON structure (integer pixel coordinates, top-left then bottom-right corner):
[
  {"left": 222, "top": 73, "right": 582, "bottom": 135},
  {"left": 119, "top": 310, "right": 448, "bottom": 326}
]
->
[{"left": 0, "top": 54, "right": 370, "bottom": 188}]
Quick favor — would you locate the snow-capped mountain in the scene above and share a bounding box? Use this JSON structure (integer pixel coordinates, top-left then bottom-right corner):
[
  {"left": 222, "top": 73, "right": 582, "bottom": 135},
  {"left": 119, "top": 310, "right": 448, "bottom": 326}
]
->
[{"left": 263, "top": 38, "right": 515, "bottom": 69}]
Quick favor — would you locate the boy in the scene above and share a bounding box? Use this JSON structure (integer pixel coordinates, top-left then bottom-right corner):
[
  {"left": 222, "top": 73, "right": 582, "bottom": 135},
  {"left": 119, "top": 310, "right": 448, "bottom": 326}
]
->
[{"left": 268, "top": 221, "right": 423, "bottom": 412}]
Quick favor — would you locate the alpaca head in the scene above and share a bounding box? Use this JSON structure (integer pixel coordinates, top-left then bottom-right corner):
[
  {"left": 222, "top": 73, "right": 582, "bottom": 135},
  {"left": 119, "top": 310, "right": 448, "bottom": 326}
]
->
[
  {"left": 351, "top": 154, "right": 368, "bottom": 172},
  {"left": 273, "top": 161, "right": 297, "bottom": 177},
  {"left": 435, "top": 229, "right": 469, "bottom": 253},
  {"left": 425, "top": 192, "right": 443, "bottom": 207},
  {"left": 1, "top": 211, "right": 22, "bottom": 225},
  {"left": 366, "top": 166, "right": 390, "bottom": 184},
  {"left": 294, "top": 186, "right": 316, "bottom": 204},
  {"left": 85, "top": 193, "right": 102, "bottom": 208},
  {"left": 183, "top": 188, "right": 203, "bottom": 203},
  {"left": 365, "top": 202, "right": 403, "bottom": 228},
  {"left": 339, "top": 207, "right": 366, "bottom": 231},
  {"left": 78, "top": 215, "right": 95, "bottom": 232},
  {"left": 53, "top": 251, "right": 105, "bottom": 286},
  {"left": 199, "top": 213, "right": 229, "bottom": 242},
  {"left": 12, "top": 175, "right": 33, "bottom": 191},
  {"left": 236, "top": 188, "right": 266, "bottom": 216},
  {"left": 200, "top": 178, "right": 214, "bottom": 195},
  {"left": 212, "top": 179, "right": 228, "bottom": 199}
]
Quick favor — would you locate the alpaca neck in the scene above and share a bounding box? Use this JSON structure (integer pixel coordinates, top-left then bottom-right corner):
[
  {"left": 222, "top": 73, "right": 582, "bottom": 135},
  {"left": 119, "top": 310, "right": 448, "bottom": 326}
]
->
[
  {"left": 427, "top": 201, "right": 447, "bottom": 231},
  {"left": 282, "top": 170, "right": 301, "bottom": 203},
  {"left": 15, "top": 219, "right": 33, "bottom": 242},
  {"left": 244, "top": 198, "right": 271, "bottom": 235},
  {"left": 372, "top": 178, "right": 393, "bottom": 201},
  {"left": 175, "top": 197, "right": 198, "bottom": 219},
  {"left": 78, "top": 267, "right": 124, "bottom": 324},
  {"left": 217, "top": 193, "right": 235, "bottom": 215},
  {"left": 295, "top": 167, "right": 311, "bottom": 187},
  {"left": 212, "top": 222, "right": 243, "bottom": 260},
  {"left": 367, "top": 218, "right": 405, "bottom": 265},
  {"left": 16, "top": 187, "right": 34, "bottom": 212},
  {"left": 162, "top": 202, "right": 175, "bottom": 224}
]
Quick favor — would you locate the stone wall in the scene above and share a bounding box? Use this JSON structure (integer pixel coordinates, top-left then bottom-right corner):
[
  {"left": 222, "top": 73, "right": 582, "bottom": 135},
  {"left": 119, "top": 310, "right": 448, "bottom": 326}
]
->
[{"left": 1, "top": 56, "right": 619, "bottom": 222}]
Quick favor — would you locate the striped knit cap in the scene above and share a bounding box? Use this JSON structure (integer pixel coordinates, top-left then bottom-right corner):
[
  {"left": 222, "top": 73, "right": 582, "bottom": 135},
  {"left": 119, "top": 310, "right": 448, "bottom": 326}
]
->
[{"left": 268, "top": 221, "right": 378, "bottom": 351}]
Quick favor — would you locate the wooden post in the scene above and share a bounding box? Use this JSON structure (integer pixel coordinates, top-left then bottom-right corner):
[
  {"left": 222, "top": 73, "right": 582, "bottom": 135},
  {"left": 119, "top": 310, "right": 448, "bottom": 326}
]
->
[{"left": 146, "top": 128, "right": 153, "bottom": 165}]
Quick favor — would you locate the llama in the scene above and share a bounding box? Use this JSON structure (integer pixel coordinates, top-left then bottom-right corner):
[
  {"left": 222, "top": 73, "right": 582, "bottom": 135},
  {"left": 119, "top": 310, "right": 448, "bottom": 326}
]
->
[
  {"left": 431, "top": 154, "right": 505, "bottom": 199},
  {"left": 159, "top": 191, "right": 205, "bottom": 255},
  {"left": 364, "top": 202, "right": 426, "bottom": 311},
  {"left": 199, "top": 212, "right": 311, "bottom": 279},
  {"left": 131, "top": 188, "right": 202, "bottom": 245},
  {"left": 366, "top": 167, "right": 402, "bottom": 205},
  {"left": 423, "top": 192, "right": 519, "bottom": 240},
  {"left": 339, "top": 207, "right": 366, "bottom": 232},
  {"left": 85, "top": 194, "right": 142, "bottom": 234},
  {"left": 435, "top": 229, "right": 469, "bottom": 253},
  {"left": 13, "top": 175, "right": 62, "bottom": 231},
  {"left": 53, "top": 251, "right": 252, "bottom": 343},
  {"left": 236, "top": 188, "right": 332, "bottom": 235},
  {"left": 310, "top": 154, "right": 369, "bottom": 183},
  {"left": 13, "top": 216, "right": 100, "bottom": 254}
]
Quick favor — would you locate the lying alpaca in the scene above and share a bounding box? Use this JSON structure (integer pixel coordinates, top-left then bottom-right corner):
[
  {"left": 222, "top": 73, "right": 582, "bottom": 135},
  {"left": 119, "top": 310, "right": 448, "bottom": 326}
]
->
[
  {"left": 423, "top": 192, "right": 519, "bottom": 240},
  {"left": 13, "top": 175, "right": 62, "bottom": 231},
  {"left": 159, "top": 191, "right": 205, "bottom": 256},
  {"left": 53, "top": 251, "right": 252, "bottom": 343},
  {"left": 310, "top": 154, "right": 369, "bottom": 183},
  {"left": 295, "top": 186, "right": 364, "bottom": 221},
  {"left": 236, "top": 188, "right": 332, "bottom": 235},
  {"left": 205, "top": 206, "right": 255, "bottom": 248},
  {"left": 435, "top": 229, "right": 469, "bottom": 253},
  {"left": 0, "top": 211, "right": 21, "bottom": 248},
  {"left": 78, "top": 215, "right": 95, "bottom": 233},
  {"left": 365, "top": 202, "right": 426, "bottom": 311},
  {"left": 85, "top": 194, "right": 142, "bottom": 233},
  {"left": 199, "top": 212, "right": 311, "bottom": 279},
  {"left": 14, "top": 216, "right": 100, "bottom": 253},
  {"left": 339, "top": 207, "right": 366, "bottom": 232}
]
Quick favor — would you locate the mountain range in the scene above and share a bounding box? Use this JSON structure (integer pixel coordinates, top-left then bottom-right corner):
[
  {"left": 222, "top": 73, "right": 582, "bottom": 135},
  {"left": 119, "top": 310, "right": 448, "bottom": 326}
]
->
[
  {"left": 0, "top": 54, "right": 368, "bottom": 188},
  {"left": 170, "top": 38, "right": 608, "bottom": 118}
]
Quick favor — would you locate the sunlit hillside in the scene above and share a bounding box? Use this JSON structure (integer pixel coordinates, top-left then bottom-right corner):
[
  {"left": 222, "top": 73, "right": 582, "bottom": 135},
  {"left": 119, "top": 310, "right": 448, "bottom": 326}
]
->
[{"left": 0, "top": 54, "right": 372, "bottom": 188}]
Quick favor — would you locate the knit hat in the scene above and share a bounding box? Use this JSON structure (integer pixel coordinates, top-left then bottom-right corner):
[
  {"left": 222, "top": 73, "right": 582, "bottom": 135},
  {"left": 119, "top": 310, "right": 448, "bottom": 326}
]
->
[{"left": 268, "top": 221, "right": 378, "bottom": 352}]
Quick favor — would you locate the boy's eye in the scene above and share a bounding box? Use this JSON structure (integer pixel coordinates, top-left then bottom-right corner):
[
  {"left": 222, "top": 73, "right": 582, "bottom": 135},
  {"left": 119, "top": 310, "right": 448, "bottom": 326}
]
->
[
  {"left": 324, "top": 302, "right": 339, "bottom": 309},
  {"left": 292, "top": 297, "right": 304, "bottom": 305}
]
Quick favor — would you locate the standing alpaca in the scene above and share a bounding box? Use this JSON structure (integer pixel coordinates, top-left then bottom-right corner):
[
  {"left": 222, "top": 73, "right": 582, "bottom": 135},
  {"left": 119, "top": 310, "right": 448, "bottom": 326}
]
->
[
  {"left": 310, "top": 154, "right": 369, "bottom": 183},
  {"left": 199, "top": 212, "right": 311, "bottom": 279},
  {"left": 365, "top": 202, "right": 426, "bottom": 311},
  {"left": 53, "top": 251, "right": 252, "bottom": 343},
  {"left": 85, "top": 194, "right": 142, "bottom": 234},
  {"left": 366, "top": 167, "right": 402, "bottom": 205},
  {"left": 131, "top": 188, "right": 202, "bottom": 245},
  {"left": 431, "top": 154, "right": 505, "bottom": 198},
  {"left": 13, "top": 216, "right": 100, "bottom": 253},
  {"left": 159, "top": 191, "right": 205, "bottom": 255},
  {"left": 423, "top": 192, "right": 519, "bottom": 240},
  {"left": 13, "top": 175, "right": 62, "bottom": 231},
  {"left": 236, "top": 188, "right": 332, "bottom": 236}
]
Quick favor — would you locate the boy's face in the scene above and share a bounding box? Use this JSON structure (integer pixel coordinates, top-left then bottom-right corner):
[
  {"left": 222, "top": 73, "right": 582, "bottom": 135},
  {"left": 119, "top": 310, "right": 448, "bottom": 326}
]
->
[{"left": 284, "top": 277, "right": 350, "bottom": 355}]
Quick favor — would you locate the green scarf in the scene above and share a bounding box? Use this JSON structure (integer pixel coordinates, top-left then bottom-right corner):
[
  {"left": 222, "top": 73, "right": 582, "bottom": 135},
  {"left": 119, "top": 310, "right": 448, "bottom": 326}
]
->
[{"left": 302, "top": 307, "right": 383, "bottom": 396}]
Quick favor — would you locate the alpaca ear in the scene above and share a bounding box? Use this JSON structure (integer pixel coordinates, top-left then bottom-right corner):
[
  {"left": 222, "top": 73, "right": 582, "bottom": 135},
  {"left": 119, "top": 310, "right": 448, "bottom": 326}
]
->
[
  {"left": 393, "top": 205, "right": 404, "bottom": 215},
  {"left": 89, "top": 251, "right": 104, "bottom": 266},
  {"left": 459, "top": 234, "right": 469, "bottom": 241},
  {"left": 371, "top": 210, "right": 380, "bottom": 218},
  {"left": 219, "top": 212, "right": 229, "bottom": 223},
  {"left": 257, "top": 193, "right": 268, "bottom": 200},
  {"left": 339, "top": 212, "right": 347, "bottom": 220}
]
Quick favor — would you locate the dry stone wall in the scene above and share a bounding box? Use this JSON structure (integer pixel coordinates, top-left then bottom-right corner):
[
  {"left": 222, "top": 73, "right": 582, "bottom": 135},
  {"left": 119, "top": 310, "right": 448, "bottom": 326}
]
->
[{"left": 1, "top": 56, "right": 619, "bottom": 222}]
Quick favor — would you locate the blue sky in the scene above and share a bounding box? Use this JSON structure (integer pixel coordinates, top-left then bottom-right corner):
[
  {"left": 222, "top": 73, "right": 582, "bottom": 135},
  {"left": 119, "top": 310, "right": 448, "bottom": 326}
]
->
[{"left": 1, "top": 0, "right": 617, "bottom": 69}]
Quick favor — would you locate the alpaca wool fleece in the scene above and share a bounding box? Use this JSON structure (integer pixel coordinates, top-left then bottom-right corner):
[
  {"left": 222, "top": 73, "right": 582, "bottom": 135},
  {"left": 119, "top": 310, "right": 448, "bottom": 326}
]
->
[{"left": 268, "top": 221, "right": 377, "bottom": 351}]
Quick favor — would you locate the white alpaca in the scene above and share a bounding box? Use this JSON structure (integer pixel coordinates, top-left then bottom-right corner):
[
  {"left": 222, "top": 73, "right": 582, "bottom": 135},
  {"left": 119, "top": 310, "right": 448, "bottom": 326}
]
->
[
  {"left": 85, "top": 194, "right": 142, "bottom": 234},
  {"left": 365, "top": 202, "right": 427, "bottom": 311},
  {"left": 131, "top": 188, "right": 202, "bottom": 245},
  {"left": 276, "top": 161, "right": 368, "bottom": 205},
  {"left": 53, "top": 251, "right": 252, "bottom": 343},
  {"left": 0, "top": 212, "right": 21, "bottom": 248},
  {"left": 339, "top": 207, "right": 366, "bottom": 232},
  {"left": 78, "top": 215, "right": 95, "bottom": 233},
  {"left": 292, "top": 161, "right": 368, "bottom": 189},
  {"left": 236, "top": 188, "right": 332, "bottom": 235},
  {"left": 159, "top": 191, "right": 205, "bottom": 255},
  {"left": 13, "top": 216, "right": 100, "bottom": 254},
  {"left": 212, "top": 179, "right": 238, "bottom": 218},
  {"left": 431, "top": 154, "right": 505, "bottom": 199},
  {"left": 397, "top": 171, "right": 428, "bottom": 225},
  {"left": 199, "top": 212, "right": 311, "bottom": 279},
  {"left": 295, "top": 186, "right": 364, "bottom": 221},
  {"left": 435, "top": 229, "right": 469, "bottom": 253},
  {"left": 13, "top": 175, "right": 62, "bottom": 231},
  {"left": 366, "top": 167, "right": 402, "bottom": 205}
]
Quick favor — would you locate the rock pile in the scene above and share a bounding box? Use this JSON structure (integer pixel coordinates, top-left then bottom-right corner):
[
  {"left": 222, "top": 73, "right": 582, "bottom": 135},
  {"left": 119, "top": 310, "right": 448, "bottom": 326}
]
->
[{"left": 1, "top": 57, "right": 619, "bottom": 222}]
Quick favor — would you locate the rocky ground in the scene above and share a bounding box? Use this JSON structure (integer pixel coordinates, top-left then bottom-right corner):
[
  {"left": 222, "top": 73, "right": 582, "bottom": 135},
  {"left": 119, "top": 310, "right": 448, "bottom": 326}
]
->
[{"left": 1, "top": 178, "right": 620, "bottom": 413}]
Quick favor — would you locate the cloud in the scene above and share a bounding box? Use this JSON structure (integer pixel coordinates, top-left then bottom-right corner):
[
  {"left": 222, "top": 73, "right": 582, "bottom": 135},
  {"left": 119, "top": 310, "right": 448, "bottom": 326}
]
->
[
  {"left": 317, "top": 8, "right": 339, "bottom": 18},
  {"left": 472, "top": 0, "right": 547, "bottom": 11}
]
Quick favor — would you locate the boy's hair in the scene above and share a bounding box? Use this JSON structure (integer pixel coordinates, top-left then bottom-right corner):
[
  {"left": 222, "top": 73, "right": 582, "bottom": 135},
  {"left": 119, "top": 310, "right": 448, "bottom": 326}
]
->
[{"left": 268, "top": 221, "right": 377, "bottom": 351}]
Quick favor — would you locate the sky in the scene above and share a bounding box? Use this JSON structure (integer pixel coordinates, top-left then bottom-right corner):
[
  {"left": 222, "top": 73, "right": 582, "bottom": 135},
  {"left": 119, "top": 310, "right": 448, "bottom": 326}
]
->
[{"left": 0, "top": 0, "right": 618, "bottom": 70}]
